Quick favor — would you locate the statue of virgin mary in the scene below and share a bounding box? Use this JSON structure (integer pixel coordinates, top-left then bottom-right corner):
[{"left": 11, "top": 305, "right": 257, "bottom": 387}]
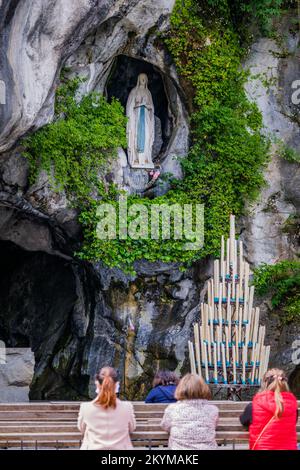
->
[{"left": 126, "top": 73, "right": 155, "bottom": 169}]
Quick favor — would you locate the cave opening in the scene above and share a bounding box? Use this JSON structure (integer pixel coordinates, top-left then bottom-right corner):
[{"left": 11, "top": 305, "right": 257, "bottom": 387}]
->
[
  {"left": 106, "top": 55, "right": 172, "bottom": 160},
  {"left": 0, "top": 240, "right": 77, "bottom": 349},
  {"left": 0, "top": 239, "right": 90, "bottom": 399}
]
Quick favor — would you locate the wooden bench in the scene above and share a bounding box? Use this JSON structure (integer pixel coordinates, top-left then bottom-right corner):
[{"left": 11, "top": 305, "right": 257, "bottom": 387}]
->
[{"left": 0, "top": 401, "right": 298, "bottom": 449}]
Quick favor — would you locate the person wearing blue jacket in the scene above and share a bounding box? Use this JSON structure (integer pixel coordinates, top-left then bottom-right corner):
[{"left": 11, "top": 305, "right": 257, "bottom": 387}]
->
[{"left": 145, "top": 370, "right": 179, "bottom": 403}]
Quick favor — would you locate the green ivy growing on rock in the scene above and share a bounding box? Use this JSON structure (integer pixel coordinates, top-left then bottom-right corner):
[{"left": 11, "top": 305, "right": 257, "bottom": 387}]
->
[
  {"left": 253, "top": 260, "right": 300, "bottom": 323},
  {"left": 23, "top": 75, "right": 127, "bottom": 204},
  {"left": 77, "top": 0, "right": 274, "bottom": 272},
  {"left": 24, "top": 0, "right": 283, "bottom": 273}
]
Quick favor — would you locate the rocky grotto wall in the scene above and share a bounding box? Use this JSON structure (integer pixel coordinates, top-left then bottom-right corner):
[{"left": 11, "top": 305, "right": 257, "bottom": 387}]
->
[{"left": 0, "top": 1, "right": 299, "bottom": 400}]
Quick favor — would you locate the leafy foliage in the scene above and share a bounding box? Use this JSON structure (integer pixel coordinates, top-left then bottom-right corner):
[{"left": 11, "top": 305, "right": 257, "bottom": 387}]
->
[
  {"left": 253, "top": 260, "right": 300, "bottom": 323},
  {"left": 24, "top": 0, "right": 274, "bottom": 273},
  {"left": 23, "top": 78, "right": 127, "bottom": 204},
  {"left": 77, "top": 191, "right": 202, "bottom": 272},
  {"left": 161, "top": 0, "right": 269, "bottom": 257},
  {"left": 197, "top": 0, "right": 286, "bottom": 36},
  {"left": 277, "top": 141, "right": 300, "bottom": 163}
]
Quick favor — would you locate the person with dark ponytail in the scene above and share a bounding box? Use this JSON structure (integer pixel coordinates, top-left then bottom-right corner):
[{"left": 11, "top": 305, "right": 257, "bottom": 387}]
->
[
  {"left": 240, "top": 368, "right": 298, "bottom": 450},
  {"left": 77, "top": 366, "right": 136, "bottom": 450}
]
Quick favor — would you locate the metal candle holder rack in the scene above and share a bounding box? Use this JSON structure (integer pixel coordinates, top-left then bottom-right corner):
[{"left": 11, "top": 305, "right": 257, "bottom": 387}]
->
[{"left": 189, "top": 215, "right": 270, "bottom": 387}]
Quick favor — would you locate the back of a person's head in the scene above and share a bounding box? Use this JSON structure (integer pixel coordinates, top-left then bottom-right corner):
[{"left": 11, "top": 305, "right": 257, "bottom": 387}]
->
[
  {"left": 167, "top": 371, "right": 180, "bottom": 385},
  {"left": 260, "top": 368, "right": 290, "bottom": 419},
  {"left": 153, "top": 370, "right": 180, "bottom": 387},
  {"left": 95, "top": 366, "right": 118, "bottom": 410},
  {"left": 175, "top": 373, "right": 211, "bottom": 401}
]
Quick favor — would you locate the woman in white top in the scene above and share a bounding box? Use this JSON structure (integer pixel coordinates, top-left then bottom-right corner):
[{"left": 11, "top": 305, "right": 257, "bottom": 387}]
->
[
  {"left": 161, "top": 373, "right": 219, "bottom": 450},
  {"left": 77, "top": 366, "right": 136, "bottom": 450}
]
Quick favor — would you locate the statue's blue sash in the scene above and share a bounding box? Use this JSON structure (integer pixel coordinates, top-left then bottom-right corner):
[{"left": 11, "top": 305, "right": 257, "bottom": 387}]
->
[{"left": 137, "top": 105, "right": 146, "bottom": 153}]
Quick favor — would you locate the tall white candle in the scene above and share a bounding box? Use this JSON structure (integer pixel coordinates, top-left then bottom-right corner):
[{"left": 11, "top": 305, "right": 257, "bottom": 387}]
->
[
  {"left": 238, "top": 306, "right": 243, "bottom": 347},
  {"left": 208, "top": 280, "right": 211, "bottom": 306},
  {"left": 258, "top": 345, "right": 266, "bottom": 384},
  {"left": 250, "top": 337, "right": 256, "bottom": 365},
  {"left": 252, "top": 307, "right": 261, "bottom": 344},
  {"left": 242, "top": 345, "right": 247, "bottom": 383},
  {"left": 234, "top": 284, "right": 240, "bottom": 322},
  {"left": 245, "top": 315, "right": 251, "bottom": 347},
  {"left": 248, "top": 285, "right": 254, "bottom": 325},
  {"left": 221, "top": 236, "right": 225, "bottom": 280},
  {"left": 203, "top": 304, "right": 208, "bottom": 342},
  {"left": 256, "top": 326, "right": 263, "bottom": 364},
  {"left": 244, "top": 262, "right": 249, "bottom": 305},
  {"left": 200, "top": 324, "right": 205, "bottom": 362},
  {"left": 189, "top": 341, "right": 196, "bottom": 374},
  {"left": 230, "top": 214, "right": 235, "bottom": 267},
  {"left": 259, "top": 325, "right": 266, "bottom": 355},
  {"left": 209, "top": 305, "right": 214, "bottom": 343},
  {"left": 232, "top": 343, "right": 237, "bottom": 383},
  {"left": 207, "top": 327, "right": 212, "bottom": 365},
  {"left": 239, "top": 240, "right": 243, "bottom": 285},
  {"left": 232, "top": 240, "right": 237, "bottom": 298},
  {"left": 225, "top": 326, "right": 229, "bottom": 363},
  {"left": 234, "top": 239, "right": 238, "bottom": 274},
  {"left": 204, "top": 341, "right": 209, "bottom": 383},
  {"left": 217, "top": 335, "right": 221, "bottom": 363},
  {"left": 234, "top": 324, "right": 239, "bottom": 365},
  {"left": 250, "top": 343, "right": 257, "bottom": 384},
  {"left": 227, "top": 283, "right": 231, "bottom": 319},
  {"left": 213, "top": 342, "right": 218, "bottom": 382},
  {"left": 218, "top": 283, "right": 223, "bottom": 326},
  {"left": 264, "top": 345, "right": 271, "bottom": 376},
  {"left": 214, "top": 259, "right": 219, "bottom": 298},
  {"left": 226, "top": 238, "right": 230, "bottom": 275},
  {"left": 221, "top": 342, "right": 227, "bottom": 383},
  {"left": 194, "top": 323, "right": 202, "bottom": 377}
]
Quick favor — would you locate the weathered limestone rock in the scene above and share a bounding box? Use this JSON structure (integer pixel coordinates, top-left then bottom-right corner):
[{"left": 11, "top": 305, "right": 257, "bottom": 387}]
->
[
  {"left": 0, "top": 348, "right": 34, "bottom": 402},
  {"left": 242, "top": 18, "right": 300, "bottom": 265}
]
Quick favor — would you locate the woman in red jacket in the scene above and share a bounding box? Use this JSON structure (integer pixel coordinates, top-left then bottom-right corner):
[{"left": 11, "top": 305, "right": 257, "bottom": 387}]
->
[{"left": 240, "top": 368, "right": 298, "bottom": 450}]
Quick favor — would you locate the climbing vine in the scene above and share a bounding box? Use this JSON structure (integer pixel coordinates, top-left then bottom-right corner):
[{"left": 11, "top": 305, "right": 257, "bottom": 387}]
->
[
  {"left": 253, "top": 261, "right": 300, "bottom": 323},
  {"left": 24, "top": 0, "right": 288, "bottom": 273},
  {"left": 23, "top": 75, "right": 127, "bottom": 204}
]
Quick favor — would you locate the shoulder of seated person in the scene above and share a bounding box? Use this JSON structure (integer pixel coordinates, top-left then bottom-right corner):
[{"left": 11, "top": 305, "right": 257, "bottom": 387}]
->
[
  {"left": 119, "top": 399, "right": 134, "bottom": 408},
  {"left": 79, "top": 401, "right": 90, "bottom": 410},
  {"left": 204, "top": 402, "right": 219, "bottom": 413},
  {"left": 164, "top": 402, "right": 177, "bottom": 411}
]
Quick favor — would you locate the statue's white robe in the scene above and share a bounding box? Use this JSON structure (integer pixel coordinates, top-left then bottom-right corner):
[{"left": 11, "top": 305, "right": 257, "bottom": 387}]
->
[{"left": 126, "top": 80, "right": 155, "bottom": 169}]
